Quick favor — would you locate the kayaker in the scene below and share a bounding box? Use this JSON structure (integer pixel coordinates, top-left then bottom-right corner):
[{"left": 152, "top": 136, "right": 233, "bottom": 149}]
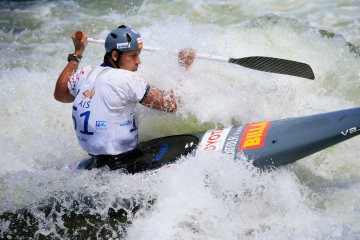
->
[{"left": 54, "top": 25, "right": 196, "bottom": 172}]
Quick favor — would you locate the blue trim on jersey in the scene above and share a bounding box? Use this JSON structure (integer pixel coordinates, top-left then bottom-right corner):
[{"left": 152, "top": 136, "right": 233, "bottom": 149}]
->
[
  {"left": 100, "top": 61, "right": 114, "bottom": 68},
  {"left": 139, "top": 84, "right": 150, "bottom": 103}
]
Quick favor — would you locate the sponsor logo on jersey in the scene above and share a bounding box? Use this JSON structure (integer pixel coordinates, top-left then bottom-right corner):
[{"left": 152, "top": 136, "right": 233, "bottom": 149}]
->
[
  {"left": 82, "top": 86, "right": 95, "bottom": 99},
  {"left": 120, "top": 120, "right": 132, "bottom": 127},
  {"left": 238, "top": 121, "right": 271, "bottom": 150},
  {"left": 96, "top": 121, "right": 107, "bottom": 130}
]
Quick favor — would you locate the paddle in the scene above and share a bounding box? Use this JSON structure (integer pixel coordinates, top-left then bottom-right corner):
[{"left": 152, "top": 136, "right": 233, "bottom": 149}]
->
[{"left": 75, "top": 32, "right": 315, "bottom": 80}]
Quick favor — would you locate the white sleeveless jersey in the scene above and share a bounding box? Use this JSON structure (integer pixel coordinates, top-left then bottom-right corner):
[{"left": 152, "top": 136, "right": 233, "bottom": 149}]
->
[{"left": 68, "top": 66, "right": 150, "bottom": 155}]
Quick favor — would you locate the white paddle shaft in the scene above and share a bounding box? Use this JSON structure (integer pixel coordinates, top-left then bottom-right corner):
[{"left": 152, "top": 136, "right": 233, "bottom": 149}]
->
[{"left": 87, "top": 37, "right": 229, "bottom": 63}]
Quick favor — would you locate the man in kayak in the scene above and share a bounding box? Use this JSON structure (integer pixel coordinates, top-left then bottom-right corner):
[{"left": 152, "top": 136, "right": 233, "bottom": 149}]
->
[{"left": 54, "top": 25, "right": 196, "bottom": 172}]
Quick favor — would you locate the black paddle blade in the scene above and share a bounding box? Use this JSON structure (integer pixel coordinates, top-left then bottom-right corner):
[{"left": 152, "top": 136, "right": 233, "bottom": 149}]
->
[{"left": 229, "top": 56, "right": 315, "bottom": 80}]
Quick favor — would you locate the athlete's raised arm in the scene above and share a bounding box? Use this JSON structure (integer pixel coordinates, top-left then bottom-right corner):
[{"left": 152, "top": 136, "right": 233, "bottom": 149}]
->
[{"left": 54, "top": 31, "right": 87, "bottom": 103}]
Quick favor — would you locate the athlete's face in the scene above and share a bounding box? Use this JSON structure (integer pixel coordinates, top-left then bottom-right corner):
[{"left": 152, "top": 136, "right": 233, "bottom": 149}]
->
[{"left": 119, "top": 49, "right": 141, "bottom": 72}]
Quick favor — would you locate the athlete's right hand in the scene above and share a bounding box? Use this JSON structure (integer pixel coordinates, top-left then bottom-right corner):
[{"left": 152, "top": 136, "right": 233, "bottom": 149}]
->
[{"left": 71, "top": 30, "right": 88, "bottom": 58}]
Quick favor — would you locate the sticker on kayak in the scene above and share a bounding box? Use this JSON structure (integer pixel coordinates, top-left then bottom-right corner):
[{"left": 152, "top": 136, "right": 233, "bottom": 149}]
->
[
  {"left": 63, "top": 161, "right": 81, "bottom": 170},
  {"left": 238, "top": 121, "right": 271, "bottom": 150},
  {"left": 151, "top": 142, "right": 169, "bottom": 162},
  {"left": 200, "top": 127, "right": 232, "bottom": 151}
]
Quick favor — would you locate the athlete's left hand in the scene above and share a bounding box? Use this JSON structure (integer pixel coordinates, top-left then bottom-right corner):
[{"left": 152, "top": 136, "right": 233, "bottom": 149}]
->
[{"left": 178, "top": 48, "right": 196, "bottom": 71}]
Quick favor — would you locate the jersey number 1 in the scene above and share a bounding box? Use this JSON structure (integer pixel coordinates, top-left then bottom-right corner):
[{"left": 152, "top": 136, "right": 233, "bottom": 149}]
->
[{"left": 73, "top": 106, "right": 94, "bottom": 135}]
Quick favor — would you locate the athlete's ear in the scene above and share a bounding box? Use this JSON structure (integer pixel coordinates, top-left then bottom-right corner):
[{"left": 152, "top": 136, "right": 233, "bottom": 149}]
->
[{"left": 111, "top": 50, "right": 118, "bottom": 62}]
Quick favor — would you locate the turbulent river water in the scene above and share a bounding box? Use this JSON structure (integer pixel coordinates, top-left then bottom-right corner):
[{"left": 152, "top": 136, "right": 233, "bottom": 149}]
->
[{"left": 1, "top": 0, "right": 360, "bottom": 239}]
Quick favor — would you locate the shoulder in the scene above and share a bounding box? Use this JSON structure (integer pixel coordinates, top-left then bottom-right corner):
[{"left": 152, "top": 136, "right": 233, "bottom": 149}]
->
[
  {"left": 106, "top": 68, "right": 138, "bottom": 77},
  {"left": 77, "top": 65, "right": 96, "bottom": 74},
  {"left": 68, "top": 65, "right": 96, "bottom": 91},
  {"left": 104, "top": 69, "right": 147, "bottom": 84},
  {"left": 70, "top": 65, "right": 96, "bottom": 80}
]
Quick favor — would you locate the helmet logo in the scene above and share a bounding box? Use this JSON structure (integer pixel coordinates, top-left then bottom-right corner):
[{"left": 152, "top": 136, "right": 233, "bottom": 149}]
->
[
  {"left": 137, "top": 38, "right": 143, "bottom": 49},
  {"left": 117, "top": 42, "right": 131, "bottom": 49},
  {"left": 130, "top": 28, "right": 138, "bottom": 34}
]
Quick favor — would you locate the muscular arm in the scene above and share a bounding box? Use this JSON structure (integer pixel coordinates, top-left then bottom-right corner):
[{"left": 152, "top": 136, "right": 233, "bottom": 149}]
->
[
  {"left": 54, "top": 61, "right": 78, "bottom": 103},
  {"left": 140, "top": 85, "right": 179, "bottom": 113},
  {"left": 54, "top": 30, "right": 87, "bottom": 103}
]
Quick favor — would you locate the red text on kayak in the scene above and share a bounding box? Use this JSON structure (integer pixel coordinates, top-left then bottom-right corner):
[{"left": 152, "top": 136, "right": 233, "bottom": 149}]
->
[
  {"left": 239, "top": 121, "right": 271, "bottom": 150},
  {"left": 203, "top": 128, "right": 225, "bottom": 150}
]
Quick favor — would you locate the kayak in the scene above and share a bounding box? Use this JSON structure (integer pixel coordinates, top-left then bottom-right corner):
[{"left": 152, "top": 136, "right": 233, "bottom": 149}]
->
[
  {"left": 64, "top": 106, "right": 360, "bottom": 172},
  {"left": 4, "top": 107, "right": 360, "bottom": 239}
]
